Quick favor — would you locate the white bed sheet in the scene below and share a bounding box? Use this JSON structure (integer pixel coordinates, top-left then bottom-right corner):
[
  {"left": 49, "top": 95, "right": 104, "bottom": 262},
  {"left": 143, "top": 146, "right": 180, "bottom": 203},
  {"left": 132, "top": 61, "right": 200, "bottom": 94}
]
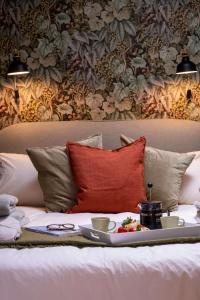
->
[{"left": 1, "top": 205, "right": 200, "bottom": 300}]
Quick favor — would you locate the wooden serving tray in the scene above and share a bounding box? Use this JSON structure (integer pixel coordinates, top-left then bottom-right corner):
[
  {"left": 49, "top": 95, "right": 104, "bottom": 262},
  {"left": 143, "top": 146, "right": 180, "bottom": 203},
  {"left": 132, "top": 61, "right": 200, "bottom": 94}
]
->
[{"left": 79, "top": 223, "right": 200, "bottom": 246}]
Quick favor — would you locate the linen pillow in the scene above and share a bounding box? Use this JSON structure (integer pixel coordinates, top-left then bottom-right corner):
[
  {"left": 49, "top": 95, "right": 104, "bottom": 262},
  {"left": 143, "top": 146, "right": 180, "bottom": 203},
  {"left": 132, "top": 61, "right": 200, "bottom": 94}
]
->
[
  {"left": 179, "top": 151, "right": 200, "bottom": 204},
  {"left": 0, "top": 153, "right": 44, "bottom": 206},
  {"left": 120, "top": 134, "right": 195, "bottom": 211},
  {"left": 67, "top": 137, "right": 146, "bottom": 213},
  {"left": 27, "top": 134, "right": 102, "bottom": 212}
]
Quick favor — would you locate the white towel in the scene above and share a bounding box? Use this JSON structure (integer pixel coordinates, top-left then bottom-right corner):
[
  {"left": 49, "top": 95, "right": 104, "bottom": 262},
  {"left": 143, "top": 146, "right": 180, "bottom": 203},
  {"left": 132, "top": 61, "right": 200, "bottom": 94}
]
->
[
  {"left": 0, "top": 216, "right": 21, "bottom": 241},
  {"left": 0, "top": 209, "right": 29, "bottom": 241},
  {"left": 0, "top": 194, "right": 18, "bottom": 217}
]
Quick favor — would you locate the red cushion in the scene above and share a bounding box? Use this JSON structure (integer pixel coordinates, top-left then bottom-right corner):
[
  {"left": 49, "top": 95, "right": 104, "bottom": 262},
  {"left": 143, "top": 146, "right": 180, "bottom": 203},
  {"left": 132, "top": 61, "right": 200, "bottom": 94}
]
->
[{"left": 67, "top": 137, "right": 146, "bottom": 213}]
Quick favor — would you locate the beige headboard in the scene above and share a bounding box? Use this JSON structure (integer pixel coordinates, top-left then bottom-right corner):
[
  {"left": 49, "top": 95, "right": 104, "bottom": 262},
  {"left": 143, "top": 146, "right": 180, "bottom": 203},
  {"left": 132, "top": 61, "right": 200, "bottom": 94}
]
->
[{"left": 0, "top": 119, "right": 200, "bottom": 153}]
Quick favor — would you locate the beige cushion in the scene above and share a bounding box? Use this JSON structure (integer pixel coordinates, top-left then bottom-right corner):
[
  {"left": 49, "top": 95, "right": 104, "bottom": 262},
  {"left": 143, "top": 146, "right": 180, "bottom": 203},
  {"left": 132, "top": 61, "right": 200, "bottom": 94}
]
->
[
  {"left": 179, "top": 151, "right": 200, "bottom": 204},
  {"left": 121, "top": 134, "right": 195, "bottom": 211},
  {"left": 27, "top": 134, "right": 102, "bottom": 212},
  {"left": 0, "top": 153, "right": 44, "bottom": 206}
]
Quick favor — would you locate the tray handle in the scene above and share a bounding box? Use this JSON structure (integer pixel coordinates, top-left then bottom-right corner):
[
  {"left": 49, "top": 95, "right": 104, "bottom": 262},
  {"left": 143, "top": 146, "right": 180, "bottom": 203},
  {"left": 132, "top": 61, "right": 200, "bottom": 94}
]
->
[
  {"left": 79, "top": 225, "right": 112, "bottom": 244},
  {"left": 90, "top": 231, "right": 101, "bottom": 240}
]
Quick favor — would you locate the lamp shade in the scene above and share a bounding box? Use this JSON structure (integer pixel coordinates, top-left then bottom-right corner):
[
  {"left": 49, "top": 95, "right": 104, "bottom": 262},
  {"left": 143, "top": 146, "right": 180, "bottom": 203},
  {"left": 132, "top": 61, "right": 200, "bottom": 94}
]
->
[
  {"left": 7, "top": 56, "right": 29, "bottom": 76},
  {"left": 176, "top": 56, "right": 197, "bottom": 75}
]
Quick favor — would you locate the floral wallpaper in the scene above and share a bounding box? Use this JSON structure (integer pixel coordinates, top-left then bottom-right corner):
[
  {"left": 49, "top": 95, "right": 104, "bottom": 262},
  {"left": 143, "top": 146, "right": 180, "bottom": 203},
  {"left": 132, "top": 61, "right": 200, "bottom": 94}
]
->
[{"left": 0, "top": 0, "right": 200, "bottom": 129}]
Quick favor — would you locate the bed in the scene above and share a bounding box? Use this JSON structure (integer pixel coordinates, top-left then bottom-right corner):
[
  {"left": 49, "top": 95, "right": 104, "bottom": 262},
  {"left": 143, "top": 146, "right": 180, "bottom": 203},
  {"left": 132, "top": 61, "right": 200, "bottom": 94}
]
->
[{"left": 1, "top": 119, "right": 200, "bottom": 300}]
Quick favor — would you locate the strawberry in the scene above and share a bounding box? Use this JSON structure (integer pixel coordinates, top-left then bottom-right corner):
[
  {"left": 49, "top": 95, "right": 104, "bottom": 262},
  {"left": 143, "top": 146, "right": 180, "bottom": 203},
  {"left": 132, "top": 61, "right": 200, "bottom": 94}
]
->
[
  {"left": 117, "top": 227, "right": 128, "bottom": 233},
  {"left": 128, "top": 228, "right": 135, "bottom": 232}
]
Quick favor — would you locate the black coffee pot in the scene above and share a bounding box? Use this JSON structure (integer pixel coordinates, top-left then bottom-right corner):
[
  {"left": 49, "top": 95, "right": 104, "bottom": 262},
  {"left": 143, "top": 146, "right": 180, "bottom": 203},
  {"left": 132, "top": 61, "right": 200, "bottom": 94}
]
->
[{"left": 139, "top": 183, "right": 162, "bottom": 230}]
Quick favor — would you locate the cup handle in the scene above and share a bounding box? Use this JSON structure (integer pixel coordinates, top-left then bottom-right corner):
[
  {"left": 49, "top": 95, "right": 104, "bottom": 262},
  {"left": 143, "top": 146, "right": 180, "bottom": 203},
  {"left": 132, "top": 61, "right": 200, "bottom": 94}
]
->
[
  {"left": 178, "top": 218, "right": 185, "bottom": 227},
  {"left": 108, "top": 221, "right": 116, "bottom": 231}
]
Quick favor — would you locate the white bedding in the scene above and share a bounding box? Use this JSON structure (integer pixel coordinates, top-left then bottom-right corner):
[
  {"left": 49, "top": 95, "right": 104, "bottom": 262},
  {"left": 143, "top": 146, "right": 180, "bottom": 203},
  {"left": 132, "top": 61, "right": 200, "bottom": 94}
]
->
[{"left": 1, "top": 205, "right": 200, "bottom": 300}]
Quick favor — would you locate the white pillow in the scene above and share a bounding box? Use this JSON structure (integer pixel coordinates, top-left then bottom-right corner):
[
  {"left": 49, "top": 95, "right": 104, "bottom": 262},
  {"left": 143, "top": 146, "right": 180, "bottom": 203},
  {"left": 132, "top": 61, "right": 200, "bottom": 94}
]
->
[
  {"left": 0, "top": 153, "right": 44, "bottom": 206},
  {"left": 179, "top": 151, "right": 200, "bottom": 204}
]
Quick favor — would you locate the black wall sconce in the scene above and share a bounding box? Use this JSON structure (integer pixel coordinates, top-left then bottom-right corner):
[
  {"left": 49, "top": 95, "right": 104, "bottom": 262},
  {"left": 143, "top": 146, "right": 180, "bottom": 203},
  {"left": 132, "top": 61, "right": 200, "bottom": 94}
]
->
[
  {"left": 7, "top": 55, "right": 29, "bottom": 104},
  {"left": 176, "top": 50, "right": 197, "bottom": 102}
]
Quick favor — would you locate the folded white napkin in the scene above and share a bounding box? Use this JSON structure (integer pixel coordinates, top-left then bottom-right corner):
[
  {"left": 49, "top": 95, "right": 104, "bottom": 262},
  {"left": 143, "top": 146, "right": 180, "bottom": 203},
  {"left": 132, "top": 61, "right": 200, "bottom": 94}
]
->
[{"left": 0, "top": 194, "right": 18, "bottom": 217}]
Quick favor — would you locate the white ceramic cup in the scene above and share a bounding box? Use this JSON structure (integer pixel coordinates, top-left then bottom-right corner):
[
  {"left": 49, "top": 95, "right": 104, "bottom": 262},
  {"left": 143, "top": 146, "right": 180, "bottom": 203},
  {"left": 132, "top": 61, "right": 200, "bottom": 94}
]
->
[
  {"left": 160, "top": 216, "right": 185, "bottom": 229},
  {"left": 91, "top": 217, "right": 116, "bottom": 232}
]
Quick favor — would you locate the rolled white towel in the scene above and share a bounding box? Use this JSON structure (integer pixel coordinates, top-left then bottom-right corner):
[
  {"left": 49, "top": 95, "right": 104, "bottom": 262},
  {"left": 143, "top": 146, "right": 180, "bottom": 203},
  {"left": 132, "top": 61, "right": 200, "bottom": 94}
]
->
[
  {"left": 0, "top": 216, "right": 21, "bottom": 241},
  {"left": 0, "top": 209, "right": 29, "bottom": 241},
  {"left": 11, "top": 209, "right": 29, "bottom": 226},
  {"left": 0, "top": 194, "right": 18, "bottom": 217}
]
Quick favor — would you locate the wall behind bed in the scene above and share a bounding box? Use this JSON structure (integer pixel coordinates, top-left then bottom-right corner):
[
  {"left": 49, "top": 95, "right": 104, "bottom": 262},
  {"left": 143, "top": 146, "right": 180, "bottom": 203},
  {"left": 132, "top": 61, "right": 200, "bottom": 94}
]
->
[{"left": 0, "top": 0, "right": 200, "bottom": 129}]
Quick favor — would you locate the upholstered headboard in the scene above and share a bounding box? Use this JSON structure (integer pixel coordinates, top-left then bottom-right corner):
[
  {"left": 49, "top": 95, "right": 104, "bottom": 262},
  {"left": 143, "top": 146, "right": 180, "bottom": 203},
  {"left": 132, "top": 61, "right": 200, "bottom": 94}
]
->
[{"left": 0, "top": 119, "right": 200, "bottom": 153}]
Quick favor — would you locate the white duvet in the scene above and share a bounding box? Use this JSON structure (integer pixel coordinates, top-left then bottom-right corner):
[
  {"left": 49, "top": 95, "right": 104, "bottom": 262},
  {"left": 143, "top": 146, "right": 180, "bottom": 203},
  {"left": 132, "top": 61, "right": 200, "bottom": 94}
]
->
[{"left": 1, "top": 205, "right": 200, "bottom": 300}]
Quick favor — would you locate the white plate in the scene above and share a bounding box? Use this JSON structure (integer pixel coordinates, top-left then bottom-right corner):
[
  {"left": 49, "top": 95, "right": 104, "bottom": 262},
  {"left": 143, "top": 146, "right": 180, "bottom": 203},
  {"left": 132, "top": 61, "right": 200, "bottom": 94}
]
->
[{"left": 79, "top": 223, "right": 200, "bottom": 246}]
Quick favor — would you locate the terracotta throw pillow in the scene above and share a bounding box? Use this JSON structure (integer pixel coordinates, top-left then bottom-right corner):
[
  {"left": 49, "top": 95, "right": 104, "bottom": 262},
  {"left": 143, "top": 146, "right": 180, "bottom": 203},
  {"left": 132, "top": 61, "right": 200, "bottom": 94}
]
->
[
  {"left": 67, "top": 137, "right": 146, "bottom": 213},
  {"left": 120, "top": 134, "right": 195, "bottom": 212}
]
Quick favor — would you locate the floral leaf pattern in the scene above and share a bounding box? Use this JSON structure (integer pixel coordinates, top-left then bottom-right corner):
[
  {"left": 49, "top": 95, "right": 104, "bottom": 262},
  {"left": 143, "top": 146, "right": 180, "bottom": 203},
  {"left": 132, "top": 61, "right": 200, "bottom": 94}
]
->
[{"left": 0, "top": 0, "right": 200, "bottom": 129}]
